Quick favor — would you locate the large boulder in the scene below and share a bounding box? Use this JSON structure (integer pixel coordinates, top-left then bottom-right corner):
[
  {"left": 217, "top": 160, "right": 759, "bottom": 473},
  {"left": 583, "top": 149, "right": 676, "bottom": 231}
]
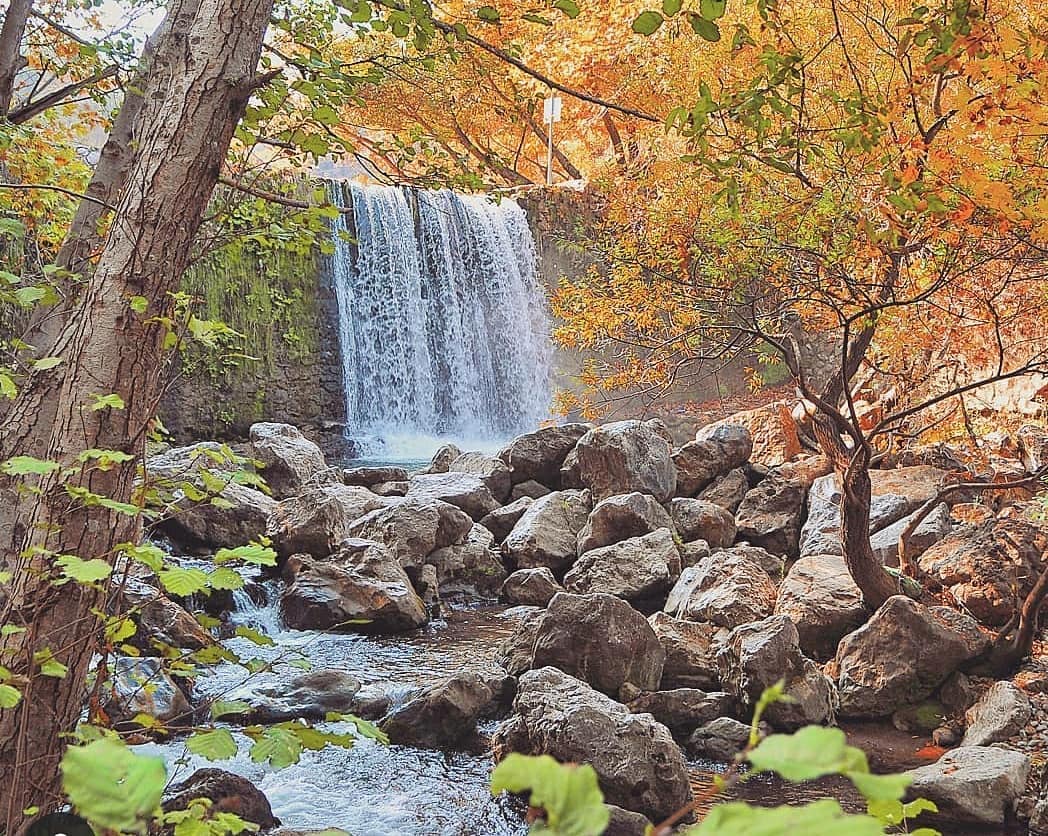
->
[
  {"left": 835, "top": 596, "right": 989, "bottom": 718},
  {"left": 962, "top": 681, "right": 1032, "bottom": 746},
  {"left": 492, "top": 667, "right": 692, "bottom": 821},
  {"left": 648, "top": 612, "right": 722, "bottom": 690},
  {"left": 870, "top": 465, "right": 948, "bottom": 508},
  {"left": 666, "top": 498, "right": 736, "bottom": 548},
  {"left": 564, "top": 529, "right": 681, "bottom": 604},
  {"left": 159, "top": 480, "right": 277, "bottom": 551},
  {"left": 249, "top": 422, "right": 326, "bottom": 499},
  {"left": 495, "top": 607, "right": 545, "bottom": 675},
  {"left": 267, "top": 484, "right": 389, "bottom": 559},
  {"left": 673, "top": 426, "right": 752, "bottom": 497},
  {"left": 511, "top": 480, "right": 552, "bottom": 501},
  {"left": 118, "top": 580, "right": 215, "bottom": 652},
  {"left": 499, "top": 424, "right": 591, "bottom": 489},
  {"left": 869, "top": 502, "right": 952, "bottom": 566},
  {"left": 163, "top": 769, "right": 280, "bottom": 831},
  {"left": 502, "top": 490, "right": 590, "bottom": 573},
  {"left": 449, "top": 452, "right": 513, "bottom": 504},
  {"left": 381, "top": 673, "right": 496, "bottom": 748},
  {"left": 479, "top": 496, "right": 533, "bottom": 542},
  {"left": 697, "top": 468, "right": 750, "bottom": 513},
  {"left": 799, "top": 474, "right": 916, "bottom": 559},
  {"left": 342, "top": 465, "right": 409, "bottom": 488},
  {"left": 686, "top": 717, "right": 752, "bottom": 761},
  {"left": 501, "top": 568, "right": 564, "bottom": 607},
  {"left": 663, "top": 549, "right": 776, "bottom": 628},
  {"left": 626, "top": 688, "right": 734, "bottom": 737},
  {"left": 905, "top": 747, "right": 1030, "bottom": 826},
  {"left": 530, "top": 592, "right": 665, "bottom": 696},
  {"left": 345, "top": 497, "right": 473, "bottom": 570},
  {"left": 577, "top": 492, "right": 675, "bottom": 554},
  {"left": 407, "top": 472, "right": 499, "bottom": 521},
  {"left": 735, "top": 477, "right": 806, "bottom": 558},
  {"left": 219, "top": 669, "right": 362, "bottom": 723},
  {"left": 105, "top": 656, "right": 191, "bottom": 731},
  {"left": 573, "top": 421, "right": 677, "bottom": 503},
  {"left": 280, "top": 539, "right": 428, "bottom": 633},
  {"left": 425, "top": 524, "right": 507, "bottom": 598},
  {"left": 418, "top": 443, "right": 462, "bottom": 475},
  {"left": 696, "top": 403, "right": 797, "bottom": 467},
  {"left": 775, "top": 553, "right": 867, "bottom": 661}
]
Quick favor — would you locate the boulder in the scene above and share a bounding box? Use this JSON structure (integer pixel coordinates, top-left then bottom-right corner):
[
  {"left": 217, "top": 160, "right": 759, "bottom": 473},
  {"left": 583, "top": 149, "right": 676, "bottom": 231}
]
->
[
  {"left": 679, "top": 539, "right": 712, "bottom": 569},
  {"left": 492, "top": 667, "right": 692, "bottom": 821},
  {"left": 962, "top": 681, "right": 1032, "bottom": 746},
  {"left": 495, "top": 607, "right": 544, "bottom": 675},
  {"left": 418, "top": 443, "right": 462, "bottom": 475},
  {"left": 799, "top": 475, "right": 915, "bottom": 558},
  {"left": 450, "top": 452, "right": 513, "bottom": 504},
  {"left": 407, "top": 472, "right": 499, "bottom": 521},
  {"left": 696, "top": 468, "right": 750, "bottom": 513},
  {"left": 835, "top": 596, "right": 989, "bottom": 718},
  {"left": 479, "top": 496, "right": 534, "bottom": 542},
  {"left": 501, "top": 568, "right": 564, "bottom": 607},
  {"left": 673, "top": 425, "right": 752, "bottom": 497},
  {"left": 502, "top": 490, "right": 591, "bottom": 573},
  {"left": 163, "top": 769, "right": 280, "bottom": 831},
  {"left": 664, "top": 550, "right": 776, "bottom": 629},
  {"left": 1018, "top": 424, "right": 1048, "bottom": 472},
  {"left": 735, "top": 477, "right": 806, "bottom": 557},
  {"left": 510, "top": 480, "right": 552, "bottom": 501},
  {"left": 627, "top": 688, "right": 734, "bottom": 737},
  {"left": 574, "top": 421, "right": 677, "bottom": 503},
  {"left": 577, "top": 492, "right": 675, "bottom": 554},
  {"left": 775, "top": 554, "right": 867, "bottom": 661},
  {"left": 381, "top": 673, "right": 495, "bottom": 748},
  {"left": 667, "top": 498, "right": 736, "bottom": 548},
  {"left": 870, "top": 502, "right": 952, "bottom": 566},
  {"left": 870, "top": 465, "right": 948, "bottom": 507},
  {"left": 648, "top": 612, "right": 722, "bottom": 690},
  {"left": 686, "top": 717, "right": 752, "bottom": 761},
  {"left": 118, "top": 580, "right": 215, "bottom": 652},
  {"left": 342, "top": 466, "right": 409, "bottom": 488},
  {"left": 249, "top": 422, "right": 325, "bottom": 499},
  {"left": 220, "top": 669, "right": 362, "bottom": 723},
  {"left": 530, "top": 592, "right": 665, "bottom": 696},
  {"left": 105, "top": 656, "right": 191, "bottom": 731},
  {"left": 426, "top": 523, "right": 506, "bottom": 598},
  {"left": 604, "top": 806, "right": 652, "bottom": 836},
  {"left": 346, "top": 497, "right": 473, "bottom": 570},
  {"left": 370, "top": 480, "right": 408, "bottom": 497},
  {"left": 268, "top": 484, "right": 389, "bottom": 559},
  {"left": 160, "top": 480, "right": 276, "bottom": 551},
  {"left": 564, "top": 529, "right": 681, "bottom": 604},
  {"left": 146, "top": 441, "right": 237, "bottom": 482},
  {"left": 696, "top": 403, "right": 797, "bottom": 467},
  {"left": 498, "top": 424, "right": 591, "bottom": 488},
  {"left": 905, "top": 746, "right": 1030, "bottom": 826},
  {"left": 728, "top": 543, "right": 785, "bottom": 578},
  {"left": 280, "top": 540, "right": 428, "bottom": 633}
]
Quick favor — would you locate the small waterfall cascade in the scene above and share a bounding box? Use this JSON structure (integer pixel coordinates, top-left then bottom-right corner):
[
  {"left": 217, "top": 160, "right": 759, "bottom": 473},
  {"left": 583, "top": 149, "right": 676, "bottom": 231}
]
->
[{"left": 327, "top": 181, "right": 552, "bottom": 458}]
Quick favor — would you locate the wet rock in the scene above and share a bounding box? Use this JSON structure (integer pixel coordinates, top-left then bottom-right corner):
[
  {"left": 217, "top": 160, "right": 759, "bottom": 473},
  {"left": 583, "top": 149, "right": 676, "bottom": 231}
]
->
[
  {"left": 418, "top": 443, "right": 462, "bottom": 475},
  {"left": 663, "top": 550, "right": 776, "bottom": 629},
  {"left": 962, "top": 681, "right": 1032, "bottom": 746},
  {"left": 160, "top": 481, "right": 276, "bottom": 551},
  {"left": 413, "top": 563, "right": 441, "bottom": 614},
  {"left": 775, "top": 553, "right": 867, "bottom": 661},
  {"left": 574, "top": 421, "right": 677, "bottom": 503},
  {"left": 666, "top": 498, "right": 735, "bottom": 548},
  {"left": 718, "top": 614, "right": 836, "bottom": 729},
  {"left": 163, "top": 768, "right": 280, "bottom": 831},
  {"left": 673, "top": 427, "right": 752, "bottom": 497},
  {"left": 501, "top": 568, "right": 563, "bottom": 607},
  {"left": 627, "top": 688, "right": 733, "bottom": 736},
  {"left": 686, "top": 717, "right": 752, "bottom": 761},
  {"left": 342, "top": 466, "right": 410, "bottom": 488},
  {"left": 502, "top": 490, "right": 590, "bottom": 573},
  {"left": 492, "top": 666, "right": 692, "bottom": 821},
  {"left": 870, "top": 502, "right": 952, "bottom": 567},
  {"left": 280, "top": 540, "right": 428, "bottom": 633},
  {"left": 509, "top": 480, "right": 551, "bottom": 501},
  {"left": 221, "top": 669, "right": 362, "bottom": 723},
  {"left": 648, "top": 612, "right": 722, "bottom": 690},
  {"left": 450, "top": 452, "right": 513, "bottom": 504},
  {"left": 105, "top": 656, "right": 191, "bottom": 731},
  {"left": 835, "top": 596, "right": 989, "bottom": 718},
  {"left": 604, "top": 805, "right": 652, "bottom": 836},
  {"left": 479, "top": 496, "right": 534, "bottom": 542},
  {"left": 499, "top": 424, "right": 591, "bottom": 489},
  {"left": 577, "top": 492, "right": 675, "bottom": 554},
  {"left": 735, "top": 477, "right": 806, "bottom": 558},
  {"left": 530, "top": 592, "right": 665, "bottom": 696},
  {"left": 905, "top": 746, "right": 1030, "bottom": 826},
  {"left": 564, "top": 529, "right": 681, "bottom": 604},
  {"left": 697, "top": 403, "right": 796, "bottom": 468},
  {"left": 346, "top": 497, "right": 473, "bottom": 570},
  {"left": 407, "top": 472, "right": 499, "bottom": 521},
  {"left": 495, "top": 607, "right": 544, "bottom": 675},
  {"left": 696, "top": 468, "right": 750, "bottom": 513},
  {"left": 268, "top": 484, "right": 390, "bottom": 559},
  {"left": 426, "top": 524, "right": 506, "bottom": 598},
  {"left": 249, "top": 422, "right": 326, "bottom": 499},
  {"left": 118, "top": 580, "right": 215, "bottom": 652},
  {"left": 381, "top": 673, "right": 495, "bottom": 748}
]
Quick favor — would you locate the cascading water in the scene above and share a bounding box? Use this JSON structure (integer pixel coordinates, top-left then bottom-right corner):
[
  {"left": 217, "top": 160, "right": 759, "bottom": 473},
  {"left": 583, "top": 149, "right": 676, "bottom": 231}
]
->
[{"left": 327, "top": 182, "right": 552, "bottom": 459}]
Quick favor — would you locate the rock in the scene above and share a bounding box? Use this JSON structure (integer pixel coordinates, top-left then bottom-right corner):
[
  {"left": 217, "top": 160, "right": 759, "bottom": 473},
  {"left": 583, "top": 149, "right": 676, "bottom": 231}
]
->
[
  {"left": 559, "top": 447, "right": 584, "bottom": 490},
  {"left": 499, "top": 424, "right": 591, "bottom": 488},
  {"left": 407, "top": 472, "right": 499, "bottom": 521},
  {"left": 577, "top": 492, "right": 675, "bottom": 554},
  {"left": 268, "top": 484, "right": 390, "bottom": 559},
  {"left": 280, "top": 540, "right": 428, "bottom": 633},
  {"left": 870, "top": 465, "right": 948, "bottom": 508},
  {"left": 905, "top": 746, "right": 1030, "bottom": 826},
  {"left": 342, "top": 466, "right": 410, "bottom": 487},
  {"left": 800, "top": 475, "right": 917, "bottom": 558},
  {"left": 426, "top": 523, "right": 506, "bottom": 598},
  {"left": 686, "top": 717, "right": 752, "bottom": 761},
  {"left": 370, "top": 480, "right": 408, "bottom": 497},
  {"left": 221, "top": 669, "right": 362, "bottom": 723},
  {"left": 249, "top": 422, "right": 326, "bottom": 499},
  {"left": 664, "top": 550, "right": 776, "bottom": 629},
  {"left": 105, "top": 656, "right": 191, "bottom": 731},
  {"left": 501, "top": 568, "right": 563, "bottom": 607},
  {"left": 510, "top": 480, "right": 552, "bottom": 501},
  {"left": 418, "top": 443, "right": 462, "bottom": 475},
  {"left": 496, "top": 607, "right": 544, "bottom": 675},
  {"left": 679, "top": 539, "right": 712, "bottom": 569},
  {"left": 777, "top": 455, "right": 833, "bottom": 490},
  {"left": 648, "top": 612, "right": 722, "bottom": 690},
  {"left": 160, "top": 481, "right": 277, "bottom": 551},
  {"left": 870, "top": 503, "right": 952, "bottom": 567},
  {"left": 163, "top": 768, "right": 280, "bottom": 831},
  {"left": 892, "top": 701, "right": 946, "bottom": 733},
  {"left": 962, "top": 681, "right": 1033, "bottom": 746},
  {"left": 673, "top": 426, "right": 753, "bottom": 497},
  {"left": 627, "top": 688, "right": 733, "bottom": 736},
  {"left": 697, "top": 403, "right": 798, "bottom": 468},
  {"left": 530, "top": 592, "right": 665, "bottom": 696},
  {"left": 729, "top": 543, "right": 785, "bottom": 578},
  {"left": 479, "top": 496, "right": 534, "bottom": 542},
  {"left": 502, "top": 490, "right": 591, "bottom": 573},
  {"left": 697, "top": 468, "right": 750, "bottom": 513},
  {"left": 564, "top": 529, "right": 681, "bottom": 604},
  {"left": 492, "top": 667, "right": 692, "bottom": 821},
  {"left": 146, "top": 441, "right": 237, "bottom": 482},
  {"left": 667, "top": 498, "right": 735, "bottom": 548},
  {"left": 717, "top": 614, "right": 836, "bottom": 729},
  {"left": 940, "top": 671, "right": 982, "bottom": 715},
  {"left": 932, "top": 725, "right": 961, "bottom": 747},
  {"left": 118, "top": 580, "right": 215, "bottom": 652},
  {"left": 917, "top": 515, "right": 1048, "bottom": 626},
  {"left": 604, "top": 805, "right": 652, "bottom": 836},
  {"left": 1018, "top": 424, "right": 1048, "bottom": 472},
  {"left": 775, "top": 554, "right": 867, "bottom": 661},
  {"left": 574, "top": 421, "right": 677, "bottom": 503},
  {"left": 346, "top": 497, "right": 473, "bottom": 570},
  {"left": 735, "top": 477, "right": 806, "bottom": 557},
  {"left": 450, "top": 452, "right": 513, "bottom": 504},
  {"left": 835, "top": 596, "right": 989, "bottom": 718},
  {"left": 414, "top": 563, "right": 441, "bottom": 614},
  {"left": 381, "top": 673, "right": 495, "bottom": 748}
]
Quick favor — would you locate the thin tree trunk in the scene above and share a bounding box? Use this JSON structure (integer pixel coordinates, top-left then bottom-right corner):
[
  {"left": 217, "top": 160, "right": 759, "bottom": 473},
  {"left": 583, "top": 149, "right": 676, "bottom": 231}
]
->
[
  {"left": 0, "top": 0, "right": 274, "bottom": 826},
  {"left": 0, "top": 0, "right": 32, "bottom": 117}
]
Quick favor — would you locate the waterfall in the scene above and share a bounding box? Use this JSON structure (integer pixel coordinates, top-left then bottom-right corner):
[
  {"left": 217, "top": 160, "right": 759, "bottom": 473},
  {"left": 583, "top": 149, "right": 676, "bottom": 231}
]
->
[{"left": 327, "top": 182, "right": 552, "bottom": 458}]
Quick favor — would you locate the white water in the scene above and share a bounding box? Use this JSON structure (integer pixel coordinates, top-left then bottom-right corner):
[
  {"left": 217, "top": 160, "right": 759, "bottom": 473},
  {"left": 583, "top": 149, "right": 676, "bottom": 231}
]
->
[{"left": 327, "top": 182, "right": 552, "bottom": 461}]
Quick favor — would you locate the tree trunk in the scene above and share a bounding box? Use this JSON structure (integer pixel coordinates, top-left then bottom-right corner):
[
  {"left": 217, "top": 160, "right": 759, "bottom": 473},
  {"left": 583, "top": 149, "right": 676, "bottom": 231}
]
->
[
  {"left": 0, "top": 0, "right": 274, "bottom": 826},
  {"left": 0, "top": 0, "right": 32, "bottom": 117}
]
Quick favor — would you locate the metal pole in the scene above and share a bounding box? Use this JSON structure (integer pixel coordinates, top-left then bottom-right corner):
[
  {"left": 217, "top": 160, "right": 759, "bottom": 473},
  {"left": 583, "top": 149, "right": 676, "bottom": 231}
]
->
[{"left": 546, "top": 110, "right": 554, "bottom": 186}]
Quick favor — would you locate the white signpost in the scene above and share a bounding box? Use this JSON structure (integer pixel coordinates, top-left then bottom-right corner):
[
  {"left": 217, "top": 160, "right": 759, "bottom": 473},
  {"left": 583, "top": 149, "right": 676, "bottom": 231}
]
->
[{"left": 543, "top": 94, "right": 562, "bottom": 186}]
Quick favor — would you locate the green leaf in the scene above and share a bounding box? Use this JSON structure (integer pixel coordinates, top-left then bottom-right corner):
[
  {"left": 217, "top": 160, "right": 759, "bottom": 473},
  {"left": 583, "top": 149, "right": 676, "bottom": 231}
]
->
[
  {"left": 32, "top": 356, "right": 63, "bottom": 371},
  {"left": 186, "top": 728, "right": 238, "bottom": 761},
  {"left": 700, "top": 0, "right": 727, "bottom": 19},
  {"left": 208, "top": 567, "right": 245, "bottom": 591},
  {"left": 689, "top": 12, "right": 721, "bottom": 40},
  {"left": 0, "top": 218, "right": 25, "bottom": 237},
  {"left": 663, "top": 0, "right": 683, "bottom": 15},
  {"left": 0, "top": 684, "right": 22, "bottom": 708},
  {"left": 632, "top": 10, "right": 664, "bottom": 34},
  {"left": 1, "top": 455, "right": 61, "bottom": 476},
  {"left": 33, "top": 648, "right": 68, "bottom": 678},
  {"left": 686, "top": 799, "right": 886, "bottom": 835},
  {"left": 56, "top": 555, "right": 113, "bottom": 584},
  {"left": 848, "top": 770, "right": 911, "bottom": 803},
  {"left": 248, "top": 727, "right": 303, "bottom": 768},
  {"left": 553, "top": 0, "right": 581, "bottom": 17},
  {"left": 215, "top": 544, "right": 277, "bottom": 566},
  {"left": 129, "top": 295, "right": 148, "bottom": 314},
  {"left": 233, "top": 625, "right": 276, "bottom": 646},
  {"left": 476, "top": 5, "right": 500, "bottom": 23},
  {"left": 0, "top": 373, "right": 15, "bottom": 399},
  {"left": 61, "top": 738, "right": 167, "bottom": 833},
  {"left": 210, "top": 699, "right": 253, "bottom": 719},
  {"left": 13, "top": 286, "right": 46, "bottom": 307},
  {"left": 122, "top": 542, "right": 164, "bottom": 572},
  {"left": 748, "top": 727, "right": 867, "bottom": 783},
  {"left": 90, "top": 392, "right": 126, "bottom": 411},
  {"left": 158, "top": 567, "right": 210, "bottom": 597},
  {"left": 491, "top": 753, "right": 609, "bottom": 836}
]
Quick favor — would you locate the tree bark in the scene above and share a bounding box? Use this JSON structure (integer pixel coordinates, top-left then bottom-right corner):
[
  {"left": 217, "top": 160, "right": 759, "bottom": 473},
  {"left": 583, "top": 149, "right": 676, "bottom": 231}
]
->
[
  {"left": 0, "top": 0, "right": 274, "bottom": 826},
  {"left": 0, "top": 0, "right": 32, "bottom": 117}
]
